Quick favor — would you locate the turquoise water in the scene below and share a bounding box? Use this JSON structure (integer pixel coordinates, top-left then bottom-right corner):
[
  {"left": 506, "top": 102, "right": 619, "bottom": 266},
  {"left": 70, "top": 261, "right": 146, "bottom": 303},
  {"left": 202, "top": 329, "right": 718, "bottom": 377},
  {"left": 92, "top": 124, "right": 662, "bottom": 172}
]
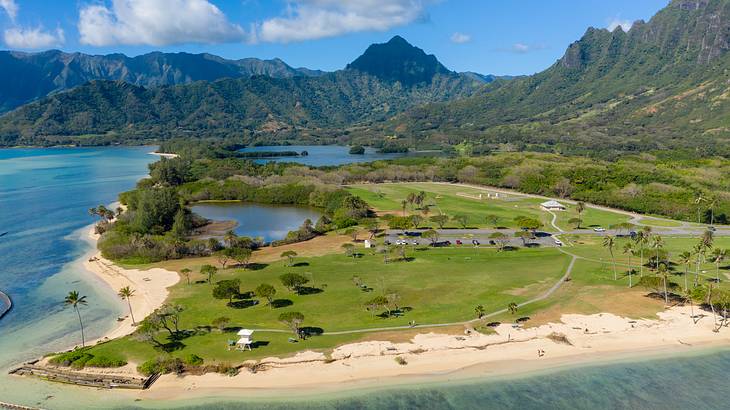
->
[
  {"left": 2, "top": 147, "right": 730, "bottom": 409},
  {"left": 191, "top": 203, "right": 321, "bottom": 242},
  {"left": 239, "top": 145, "right": 411, "bottom": 166}
]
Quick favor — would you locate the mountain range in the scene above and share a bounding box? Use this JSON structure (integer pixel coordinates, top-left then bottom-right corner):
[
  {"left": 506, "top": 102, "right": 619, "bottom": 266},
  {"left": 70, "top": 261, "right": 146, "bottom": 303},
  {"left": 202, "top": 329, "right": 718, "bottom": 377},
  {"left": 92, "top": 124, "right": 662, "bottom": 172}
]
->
[{"left": 1, "top": 0, "right": 730, "bottom": 158}]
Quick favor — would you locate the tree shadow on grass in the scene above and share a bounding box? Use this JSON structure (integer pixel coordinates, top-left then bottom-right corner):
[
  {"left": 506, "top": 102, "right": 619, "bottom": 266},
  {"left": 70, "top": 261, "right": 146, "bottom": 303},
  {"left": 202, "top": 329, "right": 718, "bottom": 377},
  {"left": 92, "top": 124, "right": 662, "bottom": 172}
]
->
[
  {"left": 296, "top": 286, "right": 323, "bottom": 295},
  {"left": 292, "top": 262, "right": 310, "bottom": 267},
  {"left": 300, "top": 326, "right": 324, "bottom": 337},
  {"left": 271, "top": 299, "right": 293, "bottom": 308},
  {"left": 158, "top": 340, "right": 186, "bottom": 352},
  {"left": 227, "top": 300, "right": 259, "bottom": 309},
  {"left": 502, "top": 246, "right": 519, "bottom": 252},
  {"left": 245, "top": 263, "right": 269, "bottom": 271},
  {"left": 250, "top": 341, "right": 270, "bottom": 349},
  {"left": 525, "top": 243, "right": 541, "bottom": 248}
]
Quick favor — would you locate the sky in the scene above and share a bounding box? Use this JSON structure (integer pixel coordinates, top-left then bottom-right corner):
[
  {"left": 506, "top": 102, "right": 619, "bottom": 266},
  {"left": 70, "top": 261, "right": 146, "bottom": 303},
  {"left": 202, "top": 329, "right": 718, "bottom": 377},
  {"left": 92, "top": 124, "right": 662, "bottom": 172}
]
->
[{"left": 0, "top": 0, "right": 670, "bottom": 75}]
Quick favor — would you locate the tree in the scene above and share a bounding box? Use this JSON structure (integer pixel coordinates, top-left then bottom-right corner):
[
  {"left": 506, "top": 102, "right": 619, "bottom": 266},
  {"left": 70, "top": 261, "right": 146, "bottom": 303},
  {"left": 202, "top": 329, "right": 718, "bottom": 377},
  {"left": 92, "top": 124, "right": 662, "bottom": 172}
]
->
[
  {"left": 711, "top": 248, "right": 726, "bottom": 283},
  {"left": 452, "top": 214, "right": 468, "bottom": 229},
  {"left": 568, "top": 217, "right": 582, "bottom": 229},
  {"left": 280, "top": 250, "right": 297, "bottom": 267},
  {"left": 422, "top": 229, "right": 439, "bottom": 245},
  {"left": 279, "top": 273, "right": 309, "bottom": 292},
  {"left": 216, "top": 248, "right": 235, "bottom": 269},
  {"left": 118, "top": 286, "right": 136, "bottom": 325},
  {"left": 400, "top": 199, "right": 408, "bottom": 216},
  {"left": 430, "top": 214, "right": 449, "bottom": 229},
  {"left": 365, "top": 219, "right": 380, "bottom": 239},
  {"left": 385, "top": 290, "right": 402, "bottom": 315},
  {"left": 421, "top": 205, "right": 431, "bottom": 218},
  {"left": 410, "top": 215, "right": 423, "bottom": 229},
  {"left": 200, "top": 264, "right": 218, "bottom": 284},
  {"left": 64, "top": 291, "right": 88, "bottom": 347},
  {"left": 342, "top": 243, "right": 356, "bottom": 258},
  {"left": 485, "top": 214, "right": 500, "bottom": 228},
  {"left": 576, "top": 201, "right": 585, "bottom": 218},
  {"left": 678, "top": 251, "right": 692, "bottom": 291},
  {"left": 365, "top": 295, "right": 389, "bottom": 317},
  {"left": 213, "top": 279, "right": 241, "bottom": 304},
  {"left": 255, "top": 284, "right": 277, "bottom": 309},
  {"left": 507, "top": 302, "right": 518, "bottom": 315},
  {"left": 278, "top": 312, "right": 304, "bottom": 336},
  {"left": 231, "top": 247, "right": 253, "bottom": 268},
  {"left": 180, "top": 268, "right": 191, "bottom": 285},
  {"left": 650, "top": 235, "right": 665, "bottom": 270},
  {"left": 603, "top": 235, "right": 617, "bottom": 281},
  {"left": 515, "top": 217, "right": 542, "bottom": 233},
  {"left": 489, "top": 232, "right": 509, "bottom": 251},
  {"left": 224, "top": 230, "right": 238, "bottom": 248},
  {"left": 634, "top": 229, "right": 650, "bottom": 277},
  {"left": 150, "top": 304, "right": 184, "bottom": 337},
  {"left": 657, "top": 263, "right": 670, "bottom": 306},
  {"left": 212, "top": 316, "right": 230, "bottom": 331},
  {"left": 623, "top": 242, "right": 635, "bottom": 287},
  {"left": 170, "top": 209, "right": 191, "bottom": 240},
  {"left": 514, "top": 231, "right": 532, "bottom": 246},
  {"left": 475, "top": 305, "right": 485, "bottom": 319}
]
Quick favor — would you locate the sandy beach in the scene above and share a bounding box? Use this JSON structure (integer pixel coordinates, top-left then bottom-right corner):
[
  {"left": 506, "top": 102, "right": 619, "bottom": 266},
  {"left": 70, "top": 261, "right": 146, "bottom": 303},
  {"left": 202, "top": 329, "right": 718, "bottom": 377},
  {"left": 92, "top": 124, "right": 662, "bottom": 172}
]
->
[
  {"left": 141, "top": 306, "right": 730, "bottom": 400},
  {"left": 83, "top": 227, "right": 179, "bottom": 342}
]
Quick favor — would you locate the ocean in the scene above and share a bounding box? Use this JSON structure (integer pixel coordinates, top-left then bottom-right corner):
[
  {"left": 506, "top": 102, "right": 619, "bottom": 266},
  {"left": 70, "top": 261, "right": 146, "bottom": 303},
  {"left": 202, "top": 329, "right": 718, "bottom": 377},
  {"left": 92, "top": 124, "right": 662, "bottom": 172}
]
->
[{"left": 0, "top": 147, "right": 729, "bottom": 409}]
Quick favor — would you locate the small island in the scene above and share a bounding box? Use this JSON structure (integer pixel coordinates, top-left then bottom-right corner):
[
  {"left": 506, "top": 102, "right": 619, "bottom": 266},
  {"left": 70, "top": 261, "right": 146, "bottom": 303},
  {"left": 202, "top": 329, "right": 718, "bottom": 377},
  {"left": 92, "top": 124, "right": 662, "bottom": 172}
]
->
[{"left": 349, "top": 145, "right": 365, "bottom": 155}]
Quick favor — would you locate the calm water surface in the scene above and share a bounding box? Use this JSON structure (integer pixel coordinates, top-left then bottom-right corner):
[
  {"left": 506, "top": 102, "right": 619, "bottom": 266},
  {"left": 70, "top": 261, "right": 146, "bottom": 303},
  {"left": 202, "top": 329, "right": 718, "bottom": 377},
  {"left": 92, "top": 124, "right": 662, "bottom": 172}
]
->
[
  {"left": 2, "top": 147, "right": 730, "bottom": 409},
  {"left": 239, "top": 145, "right": 411, "bottom": 166},
  {"left": 191, "top": 203, "right": 321, "bottom": 242}
]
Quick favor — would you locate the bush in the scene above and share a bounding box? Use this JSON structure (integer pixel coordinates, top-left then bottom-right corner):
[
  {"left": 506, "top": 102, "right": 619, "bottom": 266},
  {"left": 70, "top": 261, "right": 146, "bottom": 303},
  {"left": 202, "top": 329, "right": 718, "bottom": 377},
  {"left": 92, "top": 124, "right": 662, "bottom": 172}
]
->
[
  {"left": 394, "top": 356, "right": 408, "bottom": 365},
  {"left": 49, "top": 350, "right": 126, "bottom": 369},
  {"left": 85, "top": 354, "right": 127, "bottom": 368},
  {"left": 138, "top": 357, "right": 185, "bottom": 376},
  {"left": 184, "top": 354, "right": 204, "bottom": 366}
]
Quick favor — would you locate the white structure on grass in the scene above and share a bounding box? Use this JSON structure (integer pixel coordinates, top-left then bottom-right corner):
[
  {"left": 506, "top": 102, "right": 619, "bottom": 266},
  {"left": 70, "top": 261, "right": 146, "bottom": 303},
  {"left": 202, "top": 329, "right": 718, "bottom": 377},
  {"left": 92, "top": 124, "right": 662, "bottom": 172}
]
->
[
  {"left": 236, "top": 329, "right": 254, "bottom": 351},
  {"left": 541, "top": 200, "right": 566, "bottom": 211}
]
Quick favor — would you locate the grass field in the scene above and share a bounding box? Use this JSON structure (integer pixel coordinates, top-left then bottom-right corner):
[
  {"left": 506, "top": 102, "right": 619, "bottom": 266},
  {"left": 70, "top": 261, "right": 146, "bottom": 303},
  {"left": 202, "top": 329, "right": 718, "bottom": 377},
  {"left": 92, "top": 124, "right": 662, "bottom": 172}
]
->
[{"left": 346, "top": 183, "right": 629, "bottom": 231}]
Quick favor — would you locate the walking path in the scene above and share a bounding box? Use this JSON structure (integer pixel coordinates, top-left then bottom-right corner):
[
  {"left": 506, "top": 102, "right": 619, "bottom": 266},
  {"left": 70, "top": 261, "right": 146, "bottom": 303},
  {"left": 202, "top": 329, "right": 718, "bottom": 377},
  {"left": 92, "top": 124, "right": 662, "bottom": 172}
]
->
[{"left": 249, "top": 256, "right": 577, "bottom": 336}]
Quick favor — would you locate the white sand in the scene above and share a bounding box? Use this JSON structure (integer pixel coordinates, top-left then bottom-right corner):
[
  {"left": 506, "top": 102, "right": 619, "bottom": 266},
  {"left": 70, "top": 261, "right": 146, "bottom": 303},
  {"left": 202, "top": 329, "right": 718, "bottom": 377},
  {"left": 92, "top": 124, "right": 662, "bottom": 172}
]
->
[
  {"left": 84, "top": 227, "right": 179, "bottom": 342},
  {"left": 142, "top": 306, "right": 730, "bottom": 400},
  {"left": 149, "top": 152, "right": 179, "bottom": 158}
]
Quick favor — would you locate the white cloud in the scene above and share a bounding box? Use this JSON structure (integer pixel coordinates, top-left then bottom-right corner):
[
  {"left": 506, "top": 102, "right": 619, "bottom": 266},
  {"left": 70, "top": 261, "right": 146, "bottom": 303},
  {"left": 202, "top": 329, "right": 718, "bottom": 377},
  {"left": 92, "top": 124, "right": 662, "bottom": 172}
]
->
[
  {"left": 258, "top": 0, "right": 429, "bottom": 43},
  {"left": 607, "top": 18, "right": 632, "bottom": 32},
  {"left": 78, "top": 0, "right": 247, "bottom": 46},
  {"left": 450, "top": 32, "right": 470, "bottom": 44},
  {"left": 4, "top": 26, "right": 64, "bottom": 49},
  {"left": 0, "top": 0, "right": 18, "bottom": 21},
  {"left": 512, "top": 42, "right": 530, "bottom": 53}
]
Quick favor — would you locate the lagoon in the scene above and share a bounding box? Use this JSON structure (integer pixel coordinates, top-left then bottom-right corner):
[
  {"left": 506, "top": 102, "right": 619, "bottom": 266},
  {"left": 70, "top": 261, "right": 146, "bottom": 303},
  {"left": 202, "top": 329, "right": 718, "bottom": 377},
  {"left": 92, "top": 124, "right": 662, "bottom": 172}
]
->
[
  {"left": 191, "top": 202, "right": 322, "bottom": 242},
  {"left": 239, "top": 145, "right": 412, "bottom": 166}
]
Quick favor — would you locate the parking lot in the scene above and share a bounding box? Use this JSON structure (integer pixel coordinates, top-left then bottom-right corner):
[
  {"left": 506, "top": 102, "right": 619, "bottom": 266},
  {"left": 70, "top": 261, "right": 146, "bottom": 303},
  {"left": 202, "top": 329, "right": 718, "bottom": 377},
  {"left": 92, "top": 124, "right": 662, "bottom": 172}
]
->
[{"left": 382, "top": 229, "right": 561, "bottom": 248}]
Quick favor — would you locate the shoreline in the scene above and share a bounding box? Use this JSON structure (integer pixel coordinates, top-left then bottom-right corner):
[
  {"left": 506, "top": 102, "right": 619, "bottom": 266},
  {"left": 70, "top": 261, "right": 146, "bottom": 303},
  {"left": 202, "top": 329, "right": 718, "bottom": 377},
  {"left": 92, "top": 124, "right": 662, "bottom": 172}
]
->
[
  {"left": 81, "top": 226, "right": 179, "bottom": 343},
  {"left": 140, "top": 305, "right": 730, "bottom": 401}
]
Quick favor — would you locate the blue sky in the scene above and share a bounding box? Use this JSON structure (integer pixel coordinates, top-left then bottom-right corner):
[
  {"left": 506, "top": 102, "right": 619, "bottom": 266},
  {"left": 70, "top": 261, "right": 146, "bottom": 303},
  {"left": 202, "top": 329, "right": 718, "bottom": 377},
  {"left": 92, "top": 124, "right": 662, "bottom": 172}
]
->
[{"left": 0, "top": 0, "right": 669, "bottom": 75}]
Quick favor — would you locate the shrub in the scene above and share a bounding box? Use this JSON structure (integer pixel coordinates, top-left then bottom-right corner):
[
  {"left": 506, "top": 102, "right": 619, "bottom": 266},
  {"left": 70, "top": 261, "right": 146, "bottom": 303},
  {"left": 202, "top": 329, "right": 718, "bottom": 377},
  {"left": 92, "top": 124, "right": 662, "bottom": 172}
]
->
[
  {"left": 394, "top": 356, "right": 408, "bottom": 366},
  {"left": 85, "top": 354, "right": 127, "bottom": 368},
  {"left": 138, "top": 357, "right": 185, "bottom": 376},
  {"left": 184, "top": 354, "right": 204, "bottom": 366}
]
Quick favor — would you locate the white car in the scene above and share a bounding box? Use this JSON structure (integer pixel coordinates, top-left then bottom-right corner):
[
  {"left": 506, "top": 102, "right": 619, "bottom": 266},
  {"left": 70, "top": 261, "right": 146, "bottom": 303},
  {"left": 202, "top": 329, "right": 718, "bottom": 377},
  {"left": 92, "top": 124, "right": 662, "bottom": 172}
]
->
[
  {"left": 593, "top": 227, "right": 606, "bottom": 232},
  {"left": 554, "top": 238, "right": 563, "bottom": 247}
]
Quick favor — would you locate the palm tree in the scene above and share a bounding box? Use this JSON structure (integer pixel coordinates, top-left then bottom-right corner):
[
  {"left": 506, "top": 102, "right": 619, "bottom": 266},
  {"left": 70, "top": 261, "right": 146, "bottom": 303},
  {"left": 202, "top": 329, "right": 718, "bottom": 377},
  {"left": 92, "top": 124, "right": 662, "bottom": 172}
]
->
[
  {"left": 683, "top": 288, "right": 697, "bottom": 324},
  {"left": 693, "top": 243, "right": 705, "bottom": 287},
  {"left": 694, "top": 193, "right": 707, "bottom": 224},
  {"left": 706, "top": 283, "right": 718, "bottom": 330},
  {"left": 576, "top": 201, "right": 585, "bottom": 218},
  {"left": 650, "top": 234, "right": 664, "bottom": 270},
  {"left": 711, "top": 248, "right": 726, "bottom": 283},
  {"left": 64, "top": 291, "right": 88, "bottom": 347},
  {"left": 180, "top": 268, "right": 191, "bottom": 285},
  {"left": 701, "top": 229, "right": 714, "bottom": 250},
  {"left": 603, "top": 235, "right": 617, "bottom": 280},
  {"left": 118, "top": 286, "right": 136, "bottom": 325},
  {"left": 678, "top": 251, "right": 692, "bottom": 291},
  {"left": 507, "top": 302, "right": 518, "bottom": 315},
  {"left": 707, "top": 198, "right": 717, "bottom": 226},
  {"left": 657, "top": 263, "right": 670, "bottom": 306},
  {"left": 401, "top": 199, "right": 408, "bottom": 216},
  {"left": 474, "top": 305, "right": 485, "bottom": 319},
  {"left": 623, "top": 242, "right": 635, "bottom": 287}
]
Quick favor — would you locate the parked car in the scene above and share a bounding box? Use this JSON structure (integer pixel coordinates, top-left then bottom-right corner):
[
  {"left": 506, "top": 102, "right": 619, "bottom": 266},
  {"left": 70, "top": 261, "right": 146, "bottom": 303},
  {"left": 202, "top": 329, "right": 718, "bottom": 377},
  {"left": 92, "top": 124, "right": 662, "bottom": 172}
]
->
[
  {"left": 593, "top": 227, "right": 606, "bottom": 232},
  {"left": 455, "top": 239, "right": 463, "bottom": 245},
  {"left": 708, "top": 226, "right": 717, "bottom": 232},
  {"left": 471, "top": 239, "right": 480, "bottom": 245},
  {"left": 554, "top": 239, "right": 563, "bottom": 247},
  {"left": 384, "top": 240, "right": 392, "bottom": 245}
]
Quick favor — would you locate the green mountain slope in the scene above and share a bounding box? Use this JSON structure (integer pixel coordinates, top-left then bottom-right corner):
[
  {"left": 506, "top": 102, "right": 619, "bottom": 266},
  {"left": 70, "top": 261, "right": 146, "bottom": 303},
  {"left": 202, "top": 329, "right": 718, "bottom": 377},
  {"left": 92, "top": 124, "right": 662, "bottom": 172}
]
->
[
  {"left": 0, "top": 38, "right": 484, "bottom": 146},
  {"left": 389, "top": 0, "right": 730, "bottom": 157}
]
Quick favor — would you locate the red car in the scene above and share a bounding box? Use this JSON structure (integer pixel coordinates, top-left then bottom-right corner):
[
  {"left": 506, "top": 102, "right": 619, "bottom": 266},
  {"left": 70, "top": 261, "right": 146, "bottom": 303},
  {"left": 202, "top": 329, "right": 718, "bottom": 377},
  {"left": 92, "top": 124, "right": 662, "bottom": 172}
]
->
[{"left": 455, "top": 240, "right": 463, "bottom": 245}]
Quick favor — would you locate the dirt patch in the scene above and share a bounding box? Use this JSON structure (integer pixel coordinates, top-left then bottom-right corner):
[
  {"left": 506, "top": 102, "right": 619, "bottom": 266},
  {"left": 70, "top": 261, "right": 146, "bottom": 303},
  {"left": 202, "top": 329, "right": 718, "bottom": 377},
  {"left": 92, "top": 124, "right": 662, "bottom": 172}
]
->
[
  {"left": 190, "top": 220, "right": 238, "bottom": 238},
  {"left": 355, "top": 325, "right": 466, "bottom": 344}
]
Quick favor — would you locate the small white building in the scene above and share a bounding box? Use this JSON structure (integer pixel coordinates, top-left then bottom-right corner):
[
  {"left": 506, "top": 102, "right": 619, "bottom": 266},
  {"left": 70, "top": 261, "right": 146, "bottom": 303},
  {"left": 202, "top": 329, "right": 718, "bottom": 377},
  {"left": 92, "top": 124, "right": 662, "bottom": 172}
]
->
[
  {"left": 236, "top": 329, "right": 254, "bottom": 351},
  {"left": 364, "top": 239, "right": 372, "bottom": 248},
  {"left": 541, "top": 200, "right": 566, "bottom": 211}
]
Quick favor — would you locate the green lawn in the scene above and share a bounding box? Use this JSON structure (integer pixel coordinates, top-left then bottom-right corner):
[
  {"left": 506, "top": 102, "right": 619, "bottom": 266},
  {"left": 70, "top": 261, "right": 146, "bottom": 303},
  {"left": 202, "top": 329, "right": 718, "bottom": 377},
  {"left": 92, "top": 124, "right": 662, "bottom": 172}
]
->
[
  {"left": 637, "top": 218, "right": 683, "bottom": 227},
  {"left": 85, "top": 246, "right": 571, "bottom": 364},
  {"left": 347, "top": 182, "right": 630, "bottom": 231}
]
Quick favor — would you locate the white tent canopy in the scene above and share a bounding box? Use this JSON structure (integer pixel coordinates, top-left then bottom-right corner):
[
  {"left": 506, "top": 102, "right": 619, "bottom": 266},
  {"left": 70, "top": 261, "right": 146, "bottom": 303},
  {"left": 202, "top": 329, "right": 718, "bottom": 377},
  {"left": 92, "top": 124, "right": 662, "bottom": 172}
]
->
[
  {"left": 541, "top": 200, "right": 566, "bottom": 210},
  {"left": 237, "top": 329, "right": 254, "bottom": 337}
]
